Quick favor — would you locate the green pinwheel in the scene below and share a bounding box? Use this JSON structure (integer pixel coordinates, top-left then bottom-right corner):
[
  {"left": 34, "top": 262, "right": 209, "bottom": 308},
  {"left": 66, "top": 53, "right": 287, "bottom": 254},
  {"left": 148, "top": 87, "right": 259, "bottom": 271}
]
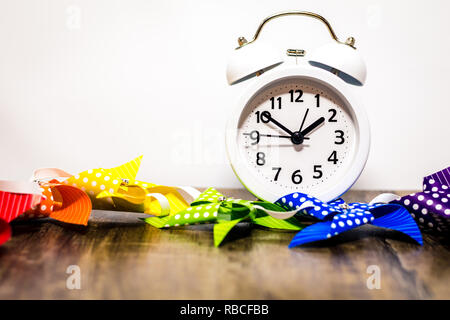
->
[{"left": 143, "top": 187, "right": 304, "bottom": 247}]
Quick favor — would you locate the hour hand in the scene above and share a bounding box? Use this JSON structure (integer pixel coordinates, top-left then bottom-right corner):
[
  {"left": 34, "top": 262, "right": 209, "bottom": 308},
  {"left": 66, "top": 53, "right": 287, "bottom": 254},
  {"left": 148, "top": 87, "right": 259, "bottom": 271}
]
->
[{"left": 300, "top": 117, "right": 325, "bottom": 136}]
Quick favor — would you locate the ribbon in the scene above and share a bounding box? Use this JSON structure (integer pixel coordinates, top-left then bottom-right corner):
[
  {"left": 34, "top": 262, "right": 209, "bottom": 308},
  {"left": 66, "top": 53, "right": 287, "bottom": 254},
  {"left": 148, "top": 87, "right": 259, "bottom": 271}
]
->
[
  {"left": 370, "top": 167, "right": 450, "bottom": 234},
  {"left": 144, "top": 187, "right": 304, "bottom": 247},
  {"left": 275, "top": 193, "right": 423, "bottom": 248},
  {"left": 0, "top": 179, "right": 92, "bottom": 245}
]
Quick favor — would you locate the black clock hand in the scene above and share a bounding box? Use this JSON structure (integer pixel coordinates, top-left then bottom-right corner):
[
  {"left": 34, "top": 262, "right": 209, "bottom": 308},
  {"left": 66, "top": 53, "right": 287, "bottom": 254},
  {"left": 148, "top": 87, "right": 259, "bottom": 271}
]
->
[
  {"left": 300, "top": 117, "right": 325, "bottom": 136},
  {"left": 299, "top": 108, "right": 309, "bottom": 132},
  {"left": 261, "top": 134, "right": 290, "bottom": 139},
  {"left": 243, "top": 131, "right": 310, "bottom": 144},
  {"left": 261, "top": 111, "right": 294, "bottom": 136}
]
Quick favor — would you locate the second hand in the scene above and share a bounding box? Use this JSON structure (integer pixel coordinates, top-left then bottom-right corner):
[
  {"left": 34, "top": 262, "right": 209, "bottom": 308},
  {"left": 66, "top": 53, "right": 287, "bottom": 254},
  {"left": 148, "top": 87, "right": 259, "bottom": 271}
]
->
[{"left": 259, "top": 134, "right": 309, "bottom": 140}]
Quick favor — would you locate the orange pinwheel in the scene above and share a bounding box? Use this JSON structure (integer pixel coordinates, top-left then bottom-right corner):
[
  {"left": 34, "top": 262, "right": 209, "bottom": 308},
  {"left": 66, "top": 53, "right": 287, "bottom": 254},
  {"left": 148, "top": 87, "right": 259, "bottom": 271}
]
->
[{"left": 0, "top": 178, "right": 92, "bottom": 245}]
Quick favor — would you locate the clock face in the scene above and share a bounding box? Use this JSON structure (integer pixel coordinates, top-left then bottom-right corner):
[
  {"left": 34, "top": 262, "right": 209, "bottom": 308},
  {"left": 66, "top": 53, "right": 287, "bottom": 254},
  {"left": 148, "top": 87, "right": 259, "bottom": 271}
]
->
[{"left": 236, "top": 76, "right": 357, "bottom": 198}]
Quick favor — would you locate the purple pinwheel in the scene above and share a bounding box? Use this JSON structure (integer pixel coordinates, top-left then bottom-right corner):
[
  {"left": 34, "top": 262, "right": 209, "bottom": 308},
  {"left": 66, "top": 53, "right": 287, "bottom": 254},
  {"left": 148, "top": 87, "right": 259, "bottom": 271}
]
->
[{"left": 386, "top": 167, "right": 450, "bottom": 234}]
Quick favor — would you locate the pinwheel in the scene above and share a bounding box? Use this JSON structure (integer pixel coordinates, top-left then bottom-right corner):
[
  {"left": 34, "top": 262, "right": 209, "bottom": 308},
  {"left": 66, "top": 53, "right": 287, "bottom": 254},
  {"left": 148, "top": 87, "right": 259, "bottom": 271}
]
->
[
  {"left": 60, "top": 156, "right": 144, "bottom": 209},
  {"left": 370, "top": 167, "right": 450, "bottom": 234},
  {"left": 274, "top": 193, "right": 423, "bottom": 248},
  {"left": 56, "top": 155, "right": 196, "bottom": 216},
  {"left": 143, "top": 187, "right": 304, "bottom": 247},
  {"left": 0, "top": 179, "right": 91, "bottom": 245}
]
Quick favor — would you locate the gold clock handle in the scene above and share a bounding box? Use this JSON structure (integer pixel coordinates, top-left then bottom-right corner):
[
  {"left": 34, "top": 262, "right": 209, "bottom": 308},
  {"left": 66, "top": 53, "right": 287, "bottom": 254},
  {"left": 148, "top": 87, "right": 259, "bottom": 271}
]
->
[{"left": 236, "top": 11, "right": 355, "bottom": 49}]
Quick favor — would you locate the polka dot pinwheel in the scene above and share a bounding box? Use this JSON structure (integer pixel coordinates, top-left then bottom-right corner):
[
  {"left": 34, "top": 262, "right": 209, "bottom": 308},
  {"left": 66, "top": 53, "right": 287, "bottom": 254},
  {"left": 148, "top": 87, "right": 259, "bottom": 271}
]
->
[
  {"left": 371, "top": 166, "right": 450, "bottom": 235},
  {"left": 143, "top": 187, "right": 305, "bottom": 247},
  {"left": 62, "top": 156, "right": 144, "bottom": 210},
  {"left": 0, "top": 179, "right": 92, "bottom": 245},
  {"left": 62, "top": 156, "right": 194, "bottom": 216},
  {"left": 276, "top": 193, "right": 423, "bottom": 248}
]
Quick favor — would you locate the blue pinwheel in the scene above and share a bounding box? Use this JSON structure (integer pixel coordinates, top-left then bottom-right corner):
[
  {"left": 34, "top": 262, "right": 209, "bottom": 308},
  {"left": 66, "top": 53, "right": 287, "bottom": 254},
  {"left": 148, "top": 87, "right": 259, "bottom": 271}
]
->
[{"left": 275, "top": 193, "right": 423, "bottom": 248}]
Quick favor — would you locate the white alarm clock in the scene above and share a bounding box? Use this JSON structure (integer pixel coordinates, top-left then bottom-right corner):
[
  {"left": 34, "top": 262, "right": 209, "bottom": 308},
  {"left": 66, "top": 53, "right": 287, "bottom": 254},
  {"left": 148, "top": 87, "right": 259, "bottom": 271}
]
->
[{"left": 225, "top": 11, "right": 370, "bottom": 203}]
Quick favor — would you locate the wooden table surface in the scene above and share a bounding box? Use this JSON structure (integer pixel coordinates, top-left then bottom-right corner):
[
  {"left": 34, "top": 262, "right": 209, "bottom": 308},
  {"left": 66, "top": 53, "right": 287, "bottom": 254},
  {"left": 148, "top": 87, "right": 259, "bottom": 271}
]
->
[{"left": 0, "top": 189, "right": 449, "bottom": 300}]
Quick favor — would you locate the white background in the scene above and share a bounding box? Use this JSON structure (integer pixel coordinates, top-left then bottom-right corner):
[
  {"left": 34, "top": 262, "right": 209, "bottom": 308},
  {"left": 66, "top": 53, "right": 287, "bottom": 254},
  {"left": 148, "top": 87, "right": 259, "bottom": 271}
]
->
[{"left": 0, "top": 0, "right": 448, "bottom": 190}]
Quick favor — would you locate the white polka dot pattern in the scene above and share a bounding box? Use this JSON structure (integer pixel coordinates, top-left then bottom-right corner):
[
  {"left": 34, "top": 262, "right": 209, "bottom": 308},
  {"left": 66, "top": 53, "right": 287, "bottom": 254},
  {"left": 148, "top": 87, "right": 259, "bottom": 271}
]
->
[
  {"left": 64, "top": 156, "right": 143, "bottom": 210},
  {"left": 276, "top": 191, "right": 423, "bottom": 248},
  {"left": 275, "top": 192, "right": 383, "bottom": 222},
  {"left": 389, "top": 166, "right": 450, "bottom": 233},
  {"left": 143, "top": 187, "right": 304, "bottom": 247}
]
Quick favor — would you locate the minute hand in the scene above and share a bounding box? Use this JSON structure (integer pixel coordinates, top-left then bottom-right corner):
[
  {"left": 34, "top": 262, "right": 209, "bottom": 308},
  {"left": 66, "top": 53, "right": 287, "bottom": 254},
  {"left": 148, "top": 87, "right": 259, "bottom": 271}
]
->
[
  {"left": 300, "top": 117, "right": 325, "bottom": 136},
  {"left": 262, "top": 111, "right": 294, "bottom": 136}
]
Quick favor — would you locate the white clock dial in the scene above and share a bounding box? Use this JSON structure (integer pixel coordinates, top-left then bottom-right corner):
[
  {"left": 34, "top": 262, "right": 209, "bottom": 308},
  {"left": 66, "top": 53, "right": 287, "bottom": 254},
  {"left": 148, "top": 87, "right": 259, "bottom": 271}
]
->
[{"left": 236, "top": 77, "right": 357, "bottom": 196}]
